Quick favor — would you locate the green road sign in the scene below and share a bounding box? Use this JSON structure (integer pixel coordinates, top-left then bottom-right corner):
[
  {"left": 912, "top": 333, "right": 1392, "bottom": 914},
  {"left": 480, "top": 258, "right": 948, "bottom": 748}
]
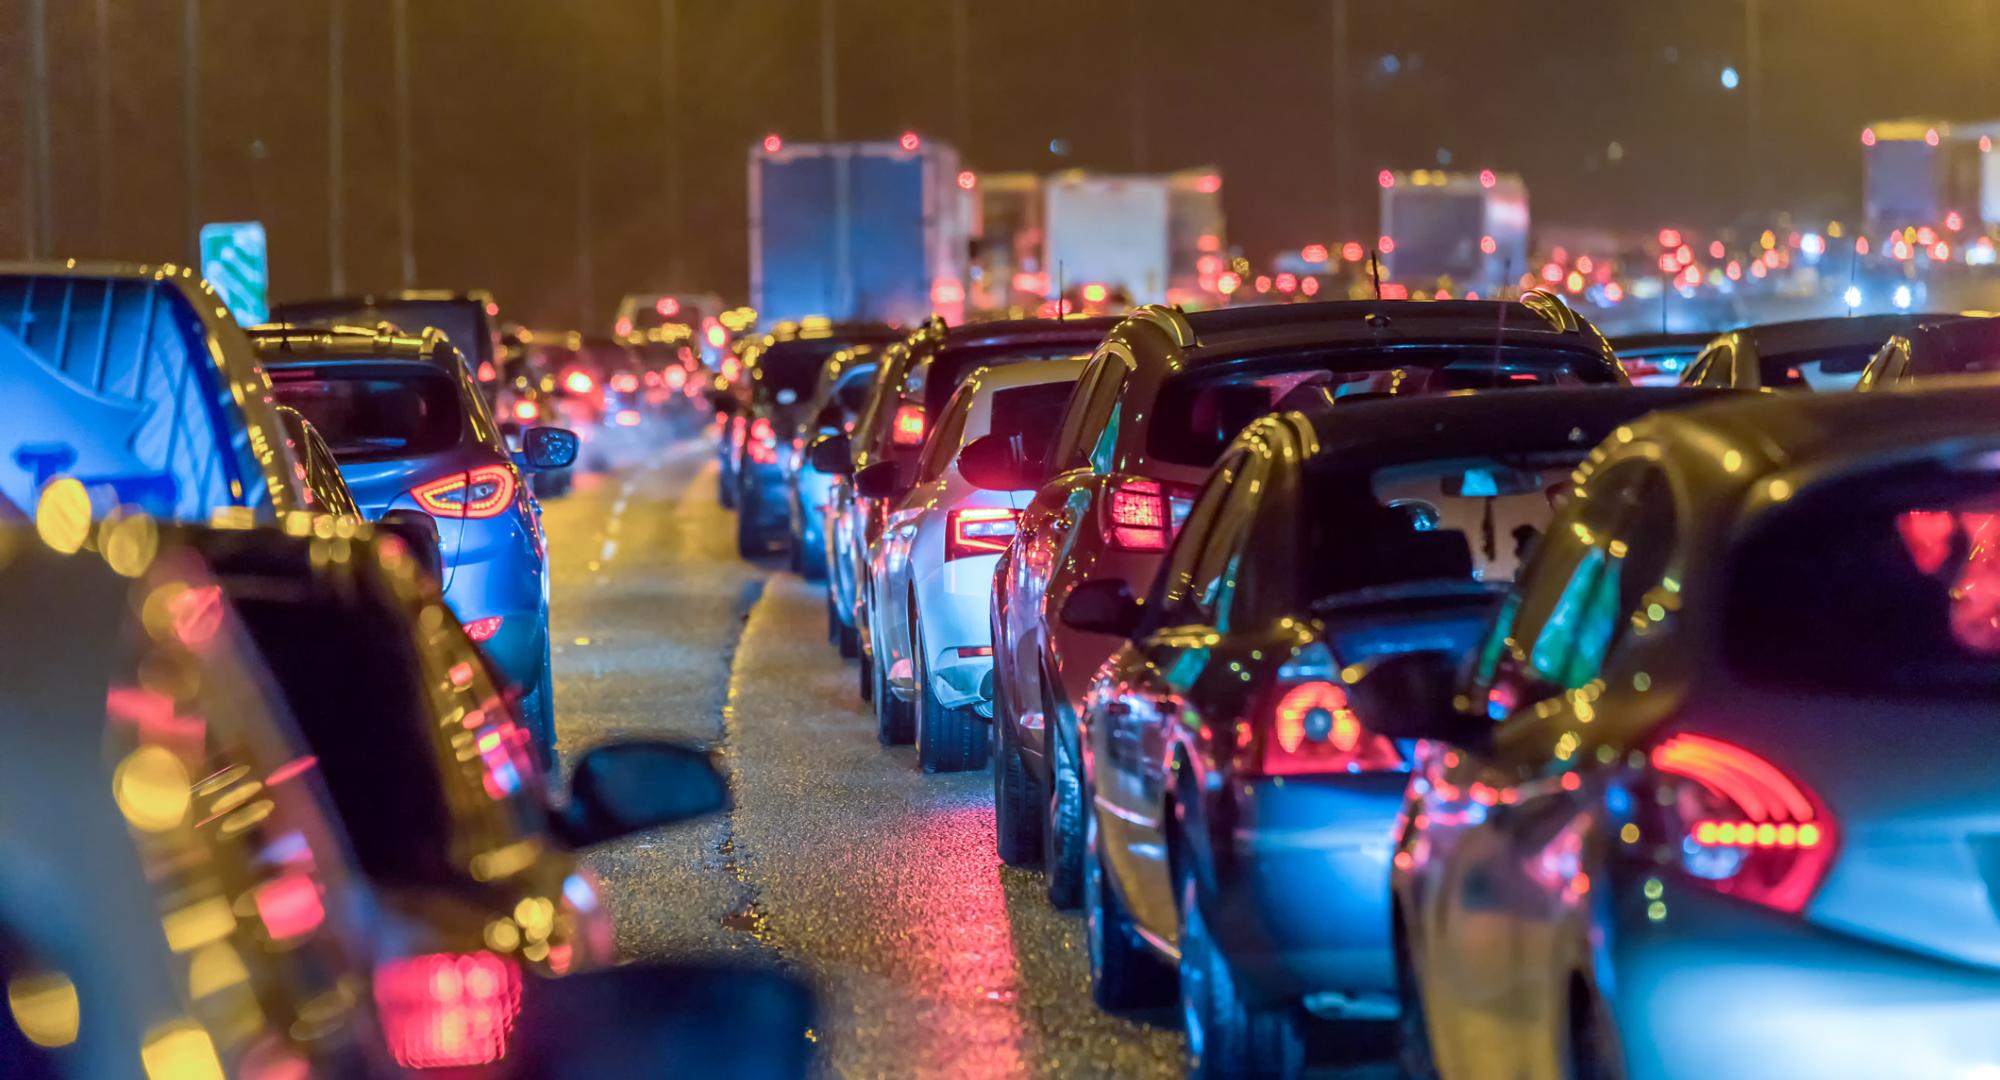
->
[{"left": 199, "top": 221, "right": 268, "bottom": 326}]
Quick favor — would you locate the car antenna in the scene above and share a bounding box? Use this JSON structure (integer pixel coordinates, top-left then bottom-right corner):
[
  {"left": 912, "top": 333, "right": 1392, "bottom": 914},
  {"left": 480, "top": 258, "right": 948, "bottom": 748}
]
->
[
  {"left": 1368, "top": 249, "right": 1383, "bottom": 301},
  {"left": 1056, "top": 260, "right": 1066, "bottom": 322},
  {"left": 1847, "top": 241, "right": 1861, "bottom": 316},
  {"left": 1660, "top": 266, "right": 1670, "bottom": 334}
]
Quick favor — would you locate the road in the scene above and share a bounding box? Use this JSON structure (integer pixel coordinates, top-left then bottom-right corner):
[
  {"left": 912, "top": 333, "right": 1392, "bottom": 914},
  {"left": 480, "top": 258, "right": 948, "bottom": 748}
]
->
[{"left": 536, "top": 443, "right": 1391, "bottom": 1078}]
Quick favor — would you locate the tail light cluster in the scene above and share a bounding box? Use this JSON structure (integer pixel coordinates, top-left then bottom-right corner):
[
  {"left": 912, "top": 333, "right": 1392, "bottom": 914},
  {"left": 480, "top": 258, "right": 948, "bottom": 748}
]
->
[
  {"left": 1104, "top": 479, "right": 1195, "bottom": 551},
  {"left": 891, "top": 404, "right": 926, "bottom": 447},
  {"left": 374, "top": 951, "right": 522, "bottom": 1069},
  {"left": 747, "top": 416, "right": 780, "bottom": 465},
  {"left": 1259, "top": 679, "right": 1403, "bottom": 776},
  {"left": 562, "top": 369, "right": 595, "bottom": 395},
  {"left": 463, "top": 616, "right": 503, "bottom": 643},
  {"left": 609, "top": 371, "right": 640, "bottom": 394},
  {"left": 1631, "top": 732, "right": 1836, "bottom": 913},
  {"left": 946, "top": 506, "right": 1020, "bottom": 560},
  {"left": 414, "top": 466, "right": 517, "bottom": 518}
]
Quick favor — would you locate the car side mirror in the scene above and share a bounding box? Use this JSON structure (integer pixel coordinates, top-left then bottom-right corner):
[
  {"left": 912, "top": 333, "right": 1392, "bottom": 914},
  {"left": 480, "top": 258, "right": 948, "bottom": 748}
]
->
[
  {"left": 375, "top": 509, "right": 443, "bottom": 582},
  {"left": 853, "top": 460, "right": 902, "bottom": 498},
  {"left": 957, "top": 433, "right": 1038, "bottom": 492},
  {"left": 808, "top": 433, "right": 852, "bottom": 475},
  {"left": 1348, "top": 651, "right": 1489, "bottom": 749},
  {"left": 1059, "top": 578, "right": 1142, "bottom": 638},
  {"left": 557, "top": 740, "right": 729, "bottom": 848},
  {"left": 505, "top": 961, "right": 815, "bottom": 1077},
  {"left": 522, "top": 426, "right": 579, "bottom": 470},
  {"left": 813, "top": 403, "right": 843, "bottom": 432}
]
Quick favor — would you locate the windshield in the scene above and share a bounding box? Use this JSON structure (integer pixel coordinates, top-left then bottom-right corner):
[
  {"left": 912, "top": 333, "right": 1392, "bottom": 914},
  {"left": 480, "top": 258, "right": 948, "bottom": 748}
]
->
[{"left": 268, "top": 365, "right": 465, "bottom": 461}]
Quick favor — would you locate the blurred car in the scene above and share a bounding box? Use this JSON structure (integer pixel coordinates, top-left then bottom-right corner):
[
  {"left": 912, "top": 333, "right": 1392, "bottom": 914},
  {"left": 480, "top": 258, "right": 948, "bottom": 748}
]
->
[
  {"left": 1678, "top": 312, "right": 1960, "bottom": 391},
  {"left": 811, "top": 315, "right": 1118, "bottom": 726},
  {"left": 249, "top": 323, "right": 579, "bottom": 769},
  {"left": 1610, "top": 331, "right": 1711, "bottom": 386},
  {"left": 1359, "top": 382, "right": 2000, "bottom": 1080},
  {"left": 991, "top": 295, "right": 1628, "bottom": 910},
  {"left": 272, "top": 289, "right": 507, "bottom": 404},
  {"left": 868, "top": 358, "right": 1087, "bottom": 773},
  {"left": 614, "top": 291, "right": 731, "bottom": 368},
  {"left": 1855, "top": 313, "right": 2000, "bottom": 389},
  {"left": 1062, "top": 388, "right": 1715, "bottom": 1075},
  {"left": 788, "top": 344, "right": 885, "bottom": 586},
  {"left": 723, "top": 321, "right": 903, "bottom": 557}
]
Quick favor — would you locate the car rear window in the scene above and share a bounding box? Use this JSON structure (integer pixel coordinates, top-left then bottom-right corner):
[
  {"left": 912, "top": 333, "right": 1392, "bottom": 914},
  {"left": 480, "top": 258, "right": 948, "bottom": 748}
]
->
[
  {"left": 1728, "top": 458, "right": 2000, "bottom": 694},
  {"left": 1148, "top": 345, "right": 1604, "bottom": 467},
  {"left": 758, "top": 340, "right": 854, "bottom": 402},
  {"left": 278, "top": 299, "right": 490, "bottom": 365},
  {"left": 1760, "top": 345, "right": 1877, "bottom": 390},
  {"left": 1910, "top": 321, "right": 2000, "bottom": 378},
  {"left": 917, "top": 345, "right": 1090, "bottom": 420},
  {"left": 833, "top": 365, "right": 877, "bottom": 417},
  {"left": 919, "top": 377, "right": 1078, "bottom": 483},
  {"left": 269, "top": 365, "right": 464, "bottom": 461}
]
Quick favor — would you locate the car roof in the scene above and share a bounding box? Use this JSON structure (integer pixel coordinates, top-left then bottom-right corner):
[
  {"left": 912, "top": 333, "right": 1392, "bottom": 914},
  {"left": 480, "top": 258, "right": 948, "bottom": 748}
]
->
[
  {"left": 1174, "top": 297, "right": 1617, "bottom": 365},
  {"left": 1612, "top": 331, "right": 1715, "bottom": 352},
  {"left": 1733, "top": 313, "right": 1962, "bottom": 357},
  {"left": 765, "top": 320, "right": 902, "bottom": 345},
  {"left": 247, "top": 322, "right": 454, "bottom": 368},
  {"left": 940, "top": 316, "right": 1120, "bottom": 349},
  {"left": 277, "top": 289, "right": 492, "bottom": 308},
  {"left": 1289, "top": 387, "right": 1724, "bottom": 470}
]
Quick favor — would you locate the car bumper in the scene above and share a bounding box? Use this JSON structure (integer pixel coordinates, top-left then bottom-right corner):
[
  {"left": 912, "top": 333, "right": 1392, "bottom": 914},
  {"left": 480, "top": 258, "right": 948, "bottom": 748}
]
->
[
  {"left": 1204, "top": 772, "right": 1407, "bottom": 1008},
  {"left": 434, "top": 513, "right": 548, "bottom": 690},
  {"left": 738, "top": 461, "right": 787, "bottom": 524},
  {"left": 917, "top": 554, "right": 1001, "bottom": 715}
]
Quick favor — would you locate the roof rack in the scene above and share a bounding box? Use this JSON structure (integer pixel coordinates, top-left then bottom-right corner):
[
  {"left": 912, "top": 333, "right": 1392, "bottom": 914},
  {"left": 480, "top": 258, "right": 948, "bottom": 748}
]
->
[
  {"left": 1518, "top": 289, "right": 1581, "bottom": 334},
  {"left": 1127, "top": 304, "right": 1197, "bottom": 348}
]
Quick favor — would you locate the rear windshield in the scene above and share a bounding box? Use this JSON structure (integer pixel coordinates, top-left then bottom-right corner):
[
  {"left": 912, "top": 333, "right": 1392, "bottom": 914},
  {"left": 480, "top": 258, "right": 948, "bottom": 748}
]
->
[
  {"left": 1728, "top": 459, "right": 2000, "bottom": 694},
  {"left": 1760, "top": 345, "right": 1877, "bottom": 391},
  {"left": 918, "top": 345, "right": 1091, "bottom": 420},
  {"left": 1910, "top": 322, "right": 2000, "bottom": 378},
  {"left": 758, "top": 340, "right": 854, "bottom": 402},
  {"left": 919, "top": 377, "right": 1078, "bottom": 483},
  {"left": 1149, "top": 345, "right": 1605, "bottom": 467},
  {"left": 269, "top": 365, "right": 464, "bottom": 461},
  {"left": 833, "top": 365, "right": 878, "bottom": 418}
]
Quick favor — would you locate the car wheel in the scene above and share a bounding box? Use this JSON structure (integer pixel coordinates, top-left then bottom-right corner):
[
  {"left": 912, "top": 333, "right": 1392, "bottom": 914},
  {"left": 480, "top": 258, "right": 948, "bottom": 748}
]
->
[
  {"left": 521, "top": 633, "right": 560, "bottom": 779},
  {"left": 914, "top": 623, "right": 990, "bottom": 774},
  {"left": 1395, "top": 925, "right": 1441, "bottom": 1080},
  {"left": 1180, "top": 855, "right": 1304, "bottom": 1079},
  {"left": 1044, "top": 730, "right": 1084, "bottom": 910},
  {"left": 872, "top": 644, "right": 913, "bottom": 745},
  {"left": 1085, "top": 808, "right": 1175, "bottom": 1011},
  {"left": 992, "top": 690, "right": 1043, "bottom": 866}
]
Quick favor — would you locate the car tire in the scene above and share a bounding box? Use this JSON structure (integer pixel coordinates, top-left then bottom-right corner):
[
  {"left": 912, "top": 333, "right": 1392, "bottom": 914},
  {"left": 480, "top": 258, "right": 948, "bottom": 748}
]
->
[
  {"left": 1085, "top": 808, "right": 1176, "bottom": 1012},
  {"left": 522, "top": 633, "right": 560, "bottom": 779},
  {"left": 826, "top": 592, "right": 841, "bottom": 645},
  {"left": 914, "top": 624, "right": 990, "bottom": 774},
  {"left": 1180, "top": 857, "right": 1305, "bottom": 1079},
  {"left": 1044, "top": 730, "right": 1085, "bottom": 910},
  {"left": 1395, "top": 926, "right": 1441, "bottom": 1080},
  {"left": 992, "top": 692, "right": 1043, "bottom": 866},
  {"left": 838, "top": 611, "right": 860, "bottom": 660},
  {"left": 873, "top": 646, "right": 914, "bottom": 745}
]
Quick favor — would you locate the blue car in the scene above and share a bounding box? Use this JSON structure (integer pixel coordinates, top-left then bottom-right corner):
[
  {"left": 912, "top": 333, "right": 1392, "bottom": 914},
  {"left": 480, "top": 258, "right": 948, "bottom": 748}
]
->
[
  {"left": 788, "top": 343, "right": 883, "bottom": 583},
  {"left": 251, "top": 323, "right": 577, "bottom": 768},
  {"left": 1363, "top": 381, "right": 2000, "bottom": 1080}
]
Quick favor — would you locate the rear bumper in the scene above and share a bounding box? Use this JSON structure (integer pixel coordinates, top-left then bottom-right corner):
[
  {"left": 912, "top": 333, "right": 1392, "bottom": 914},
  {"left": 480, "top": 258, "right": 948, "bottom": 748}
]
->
[
  {"left": 432, "top": 511, "right": 548, "bottom": 691},
  {"left": 738, "top": 461, "right": 787, "bottom": 525},
  {"left": 918, "top": 554, "right": 1001, "bottom": 715}
]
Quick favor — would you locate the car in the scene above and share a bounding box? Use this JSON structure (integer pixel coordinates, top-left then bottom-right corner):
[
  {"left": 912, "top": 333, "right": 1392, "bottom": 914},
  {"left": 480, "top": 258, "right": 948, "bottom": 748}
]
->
[
  {"left": 1854, "top": 313, "right": 2000, "bottom": 388},
  {"left": 1677, "top": 313, "right": 1959, "bottom": 391},
  {"left": 1610, "top": 331, "right": 1713, "bottom": 387},
  {"left": 1061, "top": 387, "right": 1717, "bottom": 1075},
  {"left": 810, "top": 315, "right": 1119, "bottom": 717},
  {"left": 788, "top": 343, "right": 886, "bottom": 585},
  {"left": 868, "top": 358, "right": 1089, "bottom": 773},
  {"left": 722, "top": 321, "right": 903, "bottom": 557},
  {"left": 273, "top": 289, "right": 507, "bottom": 402},
  {"left": 1357, "top": 381, "right": 2000, "bottom": 1080},
  {"left": 249, "top": 323, "right": 579, "bottom": 770},
  {"left": 990, "top": 295, "right": 1629, "bottom": 910},
  {"left": 614, "top": 291, "right": 732, "bottom": 367}
]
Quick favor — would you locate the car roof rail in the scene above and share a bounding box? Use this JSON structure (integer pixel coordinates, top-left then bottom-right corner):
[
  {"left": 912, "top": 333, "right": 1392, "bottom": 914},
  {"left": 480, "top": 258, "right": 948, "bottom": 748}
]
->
[
  {"left": 1127, "top": 304, "right": 1197, "bottom": 348},
  {"left": 1518, "top": 289, "right": 1582, "bottom": 333}
]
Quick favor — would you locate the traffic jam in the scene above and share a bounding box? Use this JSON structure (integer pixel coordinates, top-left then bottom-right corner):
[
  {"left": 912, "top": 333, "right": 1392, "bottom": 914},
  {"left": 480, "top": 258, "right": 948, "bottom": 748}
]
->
[{"left": 5, "top": 5, "right": 2000, "bottom": 1079}]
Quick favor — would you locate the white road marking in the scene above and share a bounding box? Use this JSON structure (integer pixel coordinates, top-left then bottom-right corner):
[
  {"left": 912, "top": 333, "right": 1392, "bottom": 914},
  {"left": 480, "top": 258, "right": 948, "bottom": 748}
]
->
[{"left": 600, "top": 538, "right": 618, "bottom": 561}]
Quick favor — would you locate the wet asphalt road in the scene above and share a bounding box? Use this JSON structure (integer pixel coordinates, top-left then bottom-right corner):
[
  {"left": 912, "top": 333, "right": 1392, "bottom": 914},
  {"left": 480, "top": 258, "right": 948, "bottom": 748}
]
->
[{"left": 536, "top": 442, "right": 1394, "bottom": 1078}]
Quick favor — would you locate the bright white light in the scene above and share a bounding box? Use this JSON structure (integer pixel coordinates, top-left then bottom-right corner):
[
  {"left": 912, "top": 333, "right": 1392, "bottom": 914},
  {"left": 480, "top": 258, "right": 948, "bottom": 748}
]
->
[
  {"left": 1801, "top": 233, "right": 1825, "bottom": 257},
  {"left": 1720, "top": 67, "right": 1740, "bottom": 90},
  {"left": 1893, "top": 284, "right": 1914, "bottom": 310},
  {"left": 1843, "top": 286, "right": 1864, "bottom": 309}
]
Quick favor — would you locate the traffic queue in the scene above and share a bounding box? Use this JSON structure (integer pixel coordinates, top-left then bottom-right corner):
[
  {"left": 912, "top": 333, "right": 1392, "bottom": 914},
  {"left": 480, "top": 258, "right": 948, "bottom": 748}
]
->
[
  {"left": 713, "top": 294, "right": 2000, "bottom": 1079},
  {"left": 0, "top": 263, "right": 807, "bottom": 1078}
]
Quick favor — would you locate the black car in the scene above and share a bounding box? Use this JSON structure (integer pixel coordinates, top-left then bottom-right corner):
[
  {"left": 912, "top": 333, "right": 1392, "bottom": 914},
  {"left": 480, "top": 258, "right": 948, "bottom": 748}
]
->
[
  {"left": 1855, "top": 314, "right": 2000, "bottom": 388},
  {"left": 1678, "top": 313, "right": 1962, "bottom": 391}
]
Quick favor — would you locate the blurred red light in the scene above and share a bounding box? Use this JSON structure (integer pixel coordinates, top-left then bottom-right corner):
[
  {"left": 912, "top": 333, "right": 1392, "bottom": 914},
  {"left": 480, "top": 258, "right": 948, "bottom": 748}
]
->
[
  {"left": 1254, "top": 275, "right": 1272, "bottom": 293},
  {"left": 510, "top": 400, "right": 537, "bottom": 422},
  {"left": 1984, "top": 136, "right": 1994, "bottom": 153},
  {"left": 375, "top": 953, "right": 522, "bottom": 1069},
  {"left": 1861, "top": 127, "right": 1877, "bottom": 147},
  {"left": 1193, "top": 174, "right": 1222, "bottom": 194},
  {"left": 891, "top": 404, "right": 926, "bottom": 447},
  {"left": 762, "top": 133, "right": 782, "bottom": 153},
  {"left": 1274, "top": 272, "right": 1297, "bottom": 294},
  {"left": 255, "top": 873, "right": 325, "bottom": 941},
  {"left": 1479, "top": 235, "right": 1498, "bottom": 255},
  {"left": 1300, "top": 244, "right": 1329, "bottom": 264},
  {"left": 655, "top": 297, "right": 680, "bottom": 317},
  {"left": 1300, "top": 276, "right": 1320, "bottom": 296},
  {"left": 476, "top": 361, "right": 497, "bottom": 382},
  {"left": 1603, "top": 282, "right": 1624, "bottom": 302},
  {"left": 1478, "top": 169, "right": 1496, "bottom": 188},
  {"left": 900, "top": 131, "right": 921, "bottom": 151},
  {"left": 956, "top": 170, "right": 977, "bottom": 190},
  {"left": 1855, "top": 236, "right": 1871, "bottom": 255},
  {"left": 1946, "top": 211, "right": 1964, "bottom": 232},
  {"left": 1926, "top": 127, "right": 1941, "bottom": 147},
  {"left": 1197, "top": 233, "right": 1221, "bottom": 252},
  {"left": 1340, "top": 241, "right": 1365, "bottom": 262},
  {"left": 1709, "top": 240, "right": 1726, "bottom": 259},
  {"left": 1658, "top": 228, "right": 1682, "bottom": 249},
  {"left": 1541, "top": 262, "right": 1564, "bottom": 283},
  {"left": 463, "top": 616, "right": 504, "bottom": 642},
  {"left": 1377, "top": 235, "right": 1395, "bottom": 254},
  {"left": 563, "top": 370, "right": 594, "bottom": 395},
  {"left": 1377, "top": 170, "right": 1395, "bottom": 188}
]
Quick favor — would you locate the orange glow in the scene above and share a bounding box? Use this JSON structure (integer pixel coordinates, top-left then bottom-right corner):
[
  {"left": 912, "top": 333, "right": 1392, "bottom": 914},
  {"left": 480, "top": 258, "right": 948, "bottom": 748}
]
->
[
  {"left": 476, "top": 361, "right": 497, "bottom": 382},
  {"left": 510, "top": 400, "right": 538, "bottom": 422},
  {"left": 891, "top": 404, "right": 926, "bottom": 447}
]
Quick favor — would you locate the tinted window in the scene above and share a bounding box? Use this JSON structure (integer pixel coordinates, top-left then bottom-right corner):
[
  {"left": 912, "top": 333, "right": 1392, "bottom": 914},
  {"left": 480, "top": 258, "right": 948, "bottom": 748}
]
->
[
  {"left": 758, "top": 340, "right": 856, "bottom": 402},
  {"left": 271, "top": 366, "right": 465, "bottom": 461},
  {"left": 918, "top": 345, "right": 1089, "bottom": 420},
  {"left": 1760, "top": 345, "right": 1877, "bottom": 391},
  {"left": 834, "top": 365, "right": 878, "bottom": 416},
  {"left": 1909, "top": 322, "right": 2000, "bottom": 378},
  {"left": 1148, "top": 346, "right": 1604, "bottom": 467}
]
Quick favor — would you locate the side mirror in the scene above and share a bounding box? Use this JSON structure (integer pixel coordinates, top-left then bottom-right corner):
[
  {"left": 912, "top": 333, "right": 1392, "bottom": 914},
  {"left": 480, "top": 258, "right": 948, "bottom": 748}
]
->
[
  {"left": 506, "top": 961, "right": 815, "bottom": 1077},
  {"left": 813, "top": 403, "right": 843, "bottom": 431},
  {"left": 807, "top": 433, "right": 852, "bottom": 475},
  {"left": 522, "top": 426, "right": 580, "bottom": 470},
  {"left": 375, "top": 509, "right": 443, "bottom": 582},
  {"left": 957, "top": 433, "right": 1037, "bottom": 492},
  {"left": 853, "top": 460, "right": 902, "bottom": 499},
  {"left": 1059, "top": 578, "right": 1142, "bottom": 638},
  {"left": 1348, "top": 651, "right": 1488, "bottom": 748},
  {"left": 557, "top": 740, "right": 729, "bottom": 847}
]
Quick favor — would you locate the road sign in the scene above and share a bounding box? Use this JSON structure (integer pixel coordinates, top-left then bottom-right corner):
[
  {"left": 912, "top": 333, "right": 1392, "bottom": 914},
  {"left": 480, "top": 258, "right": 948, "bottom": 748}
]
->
[{"left": 199, "top": 221, "right": 269, "bottom": 326}]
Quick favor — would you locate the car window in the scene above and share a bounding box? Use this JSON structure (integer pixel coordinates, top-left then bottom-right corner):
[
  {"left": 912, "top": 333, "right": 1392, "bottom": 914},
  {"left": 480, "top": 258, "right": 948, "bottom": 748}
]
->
[
  {"left": 275, "top": 409, "right": 361, "bottom": 517},
  {"left": 1146, "top": 449, "right": 1249, "bottom": 630},
  {"left": 1049, "top": 353, "right": 1120, "bottom": 473},
  {"left": 1760, "top": 345, "right": 1878, "bottom": 391},
  {"left": 269, "top": 364, "right": 466, "bottom": 462},
  {"left": 917, "top": 383, "right": 978, "bottom": 483}
]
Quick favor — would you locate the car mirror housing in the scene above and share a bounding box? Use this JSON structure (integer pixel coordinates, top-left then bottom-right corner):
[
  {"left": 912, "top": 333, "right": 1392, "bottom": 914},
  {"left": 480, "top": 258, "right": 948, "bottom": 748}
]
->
[
  {"left": 807, "top": 433, "right": 853, "bottom": 475},
  {"left": 375, "top": 509, "right": 443, "bottom": 581},
  {"left": 853, "top": 460, "right": 902, "bottom": 498},
  {"left": 558, "top": 740, "right": 729, "bottom": 847},
  {"left": 1059, "top": 578, "right": 1143, "bottom": 638},
  {"left": 956, "top": 433, "right": 1037, "bottom": 492},
  {"left": 1348, "top": 650, "right": 1488, "bottom": 748},
  {"left": 522, "top": 426, "right": 580, "bottom": 471}
]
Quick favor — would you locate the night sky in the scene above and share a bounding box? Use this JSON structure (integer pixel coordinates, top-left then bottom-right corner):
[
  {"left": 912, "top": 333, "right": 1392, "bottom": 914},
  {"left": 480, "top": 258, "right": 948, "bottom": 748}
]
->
[{"left": 1, "top": 1, "right": 1994, "bottom": 327}]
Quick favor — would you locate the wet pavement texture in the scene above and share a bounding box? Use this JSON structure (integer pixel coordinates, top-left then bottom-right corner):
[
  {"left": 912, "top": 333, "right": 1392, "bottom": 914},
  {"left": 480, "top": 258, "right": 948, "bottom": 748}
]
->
[{"left": 541, "top": 443, "right": 1394, "bottom": 1078}]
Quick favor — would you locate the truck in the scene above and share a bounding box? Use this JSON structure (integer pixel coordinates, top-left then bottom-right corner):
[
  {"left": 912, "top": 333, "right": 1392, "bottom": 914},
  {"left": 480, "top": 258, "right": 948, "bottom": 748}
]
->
[
  {"left": 1860, "top": 118, "right": 2000, "bottom": 230},
  {"left": 1042, "top": 171, "right": 1172, "bottom": 306},
  {"left": 1378, "top": 169, "right": 1529, "bottom": 293},
  {"left": 748, "top": 136, "right": 971, "bottom": 327}
]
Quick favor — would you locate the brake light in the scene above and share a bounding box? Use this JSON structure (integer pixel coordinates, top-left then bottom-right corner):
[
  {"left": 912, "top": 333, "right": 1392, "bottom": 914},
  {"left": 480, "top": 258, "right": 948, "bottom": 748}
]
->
[
  {"left": 413, "top": 466, "right": 517, "bottom": 518},
  {"left": 666, "top": 366, "right": 688, "bottom": 390},
  {"left": 891, "top": 404, "right": 926, "bottom": 447},
  {"left": 610, "top": 371, "right": 640, "bottom": 393},
  {"left": 614, "top": 409, "right": 642, "bottom": 427},
  {"left": 562, "top": 369, "right": 595, "bottom": 395},
  {"left": 947, "top": 506, "right": 1020, "bottom": 560},
  {"left": 1641, "top": 733, "right": 1835, "bottom": 913},
  {"left": 374, "top": 952, "right": 522, "bottom": 1069},
  {"left": 463, "top": 616, "right": 503, "bottom": 642},
  {"left": 748, "top": 416, "right": 780, "bottom": 464},
  {"left": 510, "top": 400, "right": 538, "bottom": 422},
  {"left": 1107, "top": 479, "right": 1168, "bottom": 550},
  {"left": 1258, "top": 680, "right": 1403, "bottom": 776}
]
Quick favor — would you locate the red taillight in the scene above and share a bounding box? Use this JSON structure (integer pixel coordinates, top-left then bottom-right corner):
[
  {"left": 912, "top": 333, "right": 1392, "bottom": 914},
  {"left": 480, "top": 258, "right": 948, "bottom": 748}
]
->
[
  {"left": 1258, "top": 680, "right": 1402, "bottom": 776},
  {"left": 610, "top": 371, "right": 640, "bottom": 393},
  {"left": 413, "top": 466, "right": 517, "bottom": 518},
  {"left": 891, "top": 404, "right": 926, "bottom": 447},
  {"left": 463, "top": 616, "right": 503, "bottom": 642},
  {"left": 614, "top": 409, "right": 642, "bottom": 427},
  {"left": 1107, "top": 479, "right": 1168, "bottom": 551},
  {"left": 1644, "top": 733, "right": 1836, "bottom": 913},
  {"left": 510, "top": 400, "right": 538, "bottom": 422},
  {"left": 954, "top": 645, "right": 994, "bottom": 658},
  {"left": 374, "top": 952, "right": 522, "bottom": 1069},
  {"left": 748, "top": 416, "right": 780, "bottom": 464},
  {"left": 563, "top": 369, "right": 595, "bottom": 395},
  {"left": 666, "top": 366, "right": 688, "bottom": 389},
  {"left": 947, "top": 506, "right": 1019, "bottom": 560}
]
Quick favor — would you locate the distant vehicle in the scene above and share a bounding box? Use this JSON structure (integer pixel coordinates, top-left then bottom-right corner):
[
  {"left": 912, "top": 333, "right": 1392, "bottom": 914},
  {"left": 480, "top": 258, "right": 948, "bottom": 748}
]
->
[
  {"left": 1679, "top": 313, "right": 1963, "bottom": 391},
  {"left": 1860, "top": 118, "right": 2000, "bottom": 231},
  {"left": 1855, "top": 314, "right": 2000, "bottom": 388},
  {"left": 614, "top": 291, "right": 730, "bottom": 366},
  {"left": 250, "top": 323, "right": 578, "bottom": 770},
  {"left": 1066, "top": 388, "right": 1716, "bottom": 1075},
  {"left": 788, "top": 344, "right": 887, "bottom": 584},
  {"left": 869, "top": 358, "right": 1087, "bottom": 773},
  {"left": 989, "top": 296, "right": 1627, "bottom": 911},
  {"left": 1611, "top": 331, "right": 1713, "bottom": 386},
  {"left": 272, "top": 289, "right": 506, "bottom": 399},
  {"left": 749, "top": 135, "right": 971, "bottom": 325},
  {"left": 1364, "top": 383, "right": 2000, "bottom": 1080},
  {"left": 520, "top": 331, "right": 652, "bottom": 468},
  {"left": 1044, "top": 171, "right": 1173, "bottom": 306},
  {"left": 1378, "top": 169, "right": 1529, "bottom": 294}
]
